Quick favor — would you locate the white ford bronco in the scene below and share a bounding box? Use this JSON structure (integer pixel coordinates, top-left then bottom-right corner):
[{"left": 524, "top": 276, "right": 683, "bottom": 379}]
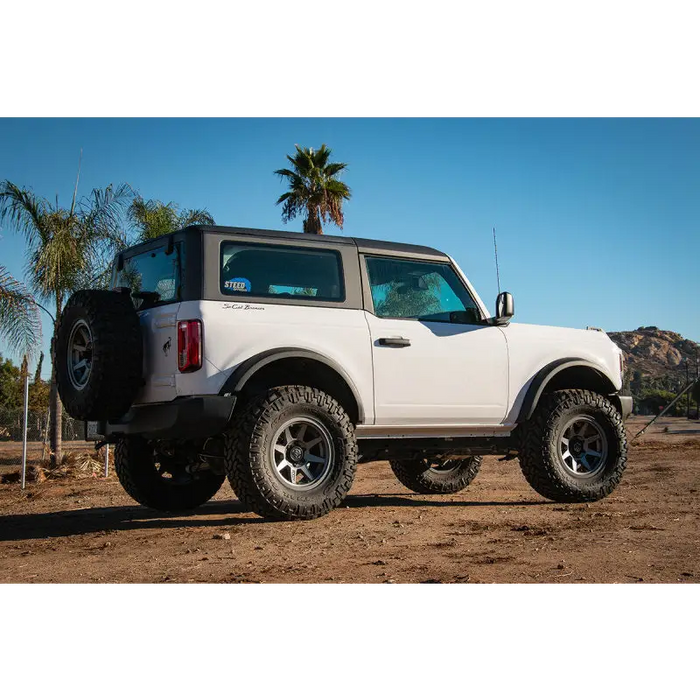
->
[{"left": 55, "top": 225, "right": 632, "bottom": 520}]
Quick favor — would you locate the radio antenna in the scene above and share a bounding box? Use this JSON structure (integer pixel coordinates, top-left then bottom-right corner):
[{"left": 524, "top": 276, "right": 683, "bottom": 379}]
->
[{"left": 492, "top": 226, "right": 501, "bottom": 295}]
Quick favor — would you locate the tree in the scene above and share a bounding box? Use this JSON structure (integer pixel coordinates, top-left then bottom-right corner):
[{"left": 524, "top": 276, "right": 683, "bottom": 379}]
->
[
  {"left": 29, "top": 351, "right": 49, "bottom": 413},
  {"left": 28, "top": 377, "right": 49, "bottom": 414},
  {"left": 0, "top": 179, "right": 131, "bottom": 467},
  {"left": 0, "top": 265, "right": 41, "bottom": 359},
  {"left": 128, "top": 196, "right": 215, "bottom": 242},
  {"left": 33, "top": 351, "right": 44, "bottom": 383},
  {"left": 0, "top": 354, "right": 21, "bottom": 410},
  {"left": 275, "top": 144, "right": 351, "bottom": 234}
]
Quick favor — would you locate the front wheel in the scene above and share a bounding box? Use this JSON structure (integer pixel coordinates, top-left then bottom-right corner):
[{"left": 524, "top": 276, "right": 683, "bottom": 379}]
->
[
  {"left": 390, "top": 456, "right": 482, "bottom": 494},
  {"left": 518, "top": 389, "right": 627, "bottom": 503}
]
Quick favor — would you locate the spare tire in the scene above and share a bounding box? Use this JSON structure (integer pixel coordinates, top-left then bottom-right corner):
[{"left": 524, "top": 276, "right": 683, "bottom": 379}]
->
[{"left": 56, "top": 289, "right": 143, "bottom": 421}]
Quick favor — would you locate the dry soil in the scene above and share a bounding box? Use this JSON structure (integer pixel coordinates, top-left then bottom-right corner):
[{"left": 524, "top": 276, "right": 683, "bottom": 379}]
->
[{"left": 0, "top": 416, "right": 698, "bottom": 583}]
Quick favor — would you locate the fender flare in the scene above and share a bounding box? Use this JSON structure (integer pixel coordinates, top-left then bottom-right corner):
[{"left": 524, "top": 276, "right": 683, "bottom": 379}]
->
[
  {"left": 517, "top": 357, "right": 618, "bottom": 422},
  {"left": 219, "top": 347, "right": 366, "bottom": 423}
]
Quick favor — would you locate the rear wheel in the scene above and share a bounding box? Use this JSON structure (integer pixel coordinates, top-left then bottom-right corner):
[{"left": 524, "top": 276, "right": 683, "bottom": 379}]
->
[
  {"left": 115, "top": 437, "right": 225, "bottom": 512},
  {"left": 224, "top": 386, "right": 358, "bottom": 520},
  {"left": 390, "top": 456, "right": 482, "bottom": 494}
]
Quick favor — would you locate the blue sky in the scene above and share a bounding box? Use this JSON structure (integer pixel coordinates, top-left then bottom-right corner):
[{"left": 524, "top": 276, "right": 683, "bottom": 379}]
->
[{"left": 1, "top": 118, "right": 698, "bottom": 378}]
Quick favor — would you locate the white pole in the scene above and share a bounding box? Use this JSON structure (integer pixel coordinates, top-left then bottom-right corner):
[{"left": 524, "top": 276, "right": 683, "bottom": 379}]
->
[
  {"left": 20, "top": 373, "right": 29, "bottom": 490},
  {"left": 104, "top": 444, "right": 109, "bottom": 478}
]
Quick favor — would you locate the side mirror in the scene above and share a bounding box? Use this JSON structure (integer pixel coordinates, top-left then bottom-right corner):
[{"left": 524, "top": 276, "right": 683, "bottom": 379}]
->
[{"left": 494, "top": 291, "right": 514, "bottom": 325}]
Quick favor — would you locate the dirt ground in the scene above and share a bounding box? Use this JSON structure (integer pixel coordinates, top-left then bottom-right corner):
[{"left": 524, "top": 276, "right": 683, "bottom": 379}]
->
[{"left": 0, "top": 416, "right": 698, "bottom": 583}]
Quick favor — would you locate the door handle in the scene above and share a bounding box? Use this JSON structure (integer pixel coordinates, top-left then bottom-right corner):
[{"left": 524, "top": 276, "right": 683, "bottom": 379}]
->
[{"left": 377, "top": 336, "right": 411, "bottom": 347}]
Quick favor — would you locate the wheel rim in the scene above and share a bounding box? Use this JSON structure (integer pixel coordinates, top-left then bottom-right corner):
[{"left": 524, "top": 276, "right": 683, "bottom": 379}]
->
[
  {"left": 270, "top": 417, "right": 334, "bottom": 490},
  {"left": 67, "top": 320, "right": 93, "bottom": 390},
  {"left": 558, "top": 416, "right": 608, "bottom": 478}
]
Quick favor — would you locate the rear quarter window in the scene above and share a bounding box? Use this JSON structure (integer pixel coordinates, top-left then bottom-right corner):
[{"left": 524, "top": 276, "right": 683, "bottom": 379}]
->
[
  {"left": 220, "top": 242, "right": 345, "bottom": 302},
  {"left": 114, "top": 244, "right": 182, "bottom": 310}
]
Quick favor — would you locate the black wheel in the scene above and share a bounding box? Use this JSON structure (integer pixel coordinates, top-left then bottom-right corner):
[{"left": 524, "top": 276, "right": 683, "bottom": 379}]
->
[
  {"left": 115, "top": 437, "right": 225, "bottom": 512},
  {"left": 224, "top": 386, "right": 358, "bottom": 521},
  {"left": 390, "top": 456, "right": 482, "bottom": 494},
  {"left": 56, "top": 290, "right": 143, "bottom": 421},
  {"left": 518, "top": 389, "right": 627, "bottom": 503}
]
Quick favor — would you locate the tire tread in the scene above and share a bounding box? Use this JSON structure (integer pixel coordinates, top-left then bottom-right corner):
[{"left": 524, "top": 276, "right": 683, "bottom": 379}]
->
[
  {"left": 225, "top": 385, "right": 358, "bottom": 521},
  {"left": 56, "top": 290, "right": 143, "bottom": 421},
  {"left": 115, "top": 437, "right": 224, "bottom": 512},
  {"left": 390, "top": 457, "right": 482, "bottom": 494},
  {"left": 518, "top": 389, "right": 627, "bottom": 502}
]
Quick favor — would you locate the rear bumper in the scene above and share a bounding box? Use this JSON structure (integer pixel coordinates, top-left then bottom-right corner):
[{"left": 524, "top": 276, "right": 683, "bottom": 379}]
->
[
  {"left": 619, "top": 395, "right": 633, "bottom": 420},
  {"left": 103, "top": 395, "right": 236, "bottom": 441}
]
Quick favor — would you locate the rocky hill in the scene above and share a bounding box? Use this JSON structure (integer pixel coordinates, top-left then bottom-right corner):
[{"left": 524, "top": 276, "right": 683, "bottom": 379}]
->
[{"left": 608, "top": 327, "right": 700, "bottom": 395}]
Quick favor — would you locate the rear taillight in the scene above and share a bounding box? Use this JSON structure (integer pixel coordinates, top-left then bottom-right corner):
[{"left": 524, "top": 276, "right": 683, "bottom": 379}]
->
[{"left": 177, "top": 320, "right": 202, "bottom": 373}]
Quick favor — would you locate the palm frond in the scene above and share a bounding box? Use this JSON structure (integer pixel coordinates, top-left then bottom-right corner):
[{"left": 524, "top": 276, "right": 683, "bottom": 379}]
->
[
  {"left": 324, "top": 162, "right": 348, "bottom": 177},
  {"left": 280, "top": 197, "right": 304, "bottom": 224},
  {"left": 0, "top": 181, "right": 50, "bottom": 250},
  {"left": 179, "top": 208, "right": 215, "bottom": 228},
  {"left": 289, "top": 146, "right": 316, "bottom": 176},
  {"left": 313, "top": 144, "right": 331, "bottom": 169},
  {"left": 323, "top": 179, "right": 351, "bottom": 198},
  {"left": 286, "top": 152, "right": 303, "bottom": 170},
  {"left": 129, "top": 196, "right": 183, "bottom": 241},
  {"left": 0, "top": 265, "right": 42, "bottom": 358},
  {"left": 81, "top": 183, "right": 133, "bottom": 241},
  {"left": 274, "top": 168, "right": 297, "bottom": 179},
  {"left": 275, "top": 192, "right": 293, "bottom": 205},
  {"left": 26, "top": 218, "right": 84, "bottom": 299}
]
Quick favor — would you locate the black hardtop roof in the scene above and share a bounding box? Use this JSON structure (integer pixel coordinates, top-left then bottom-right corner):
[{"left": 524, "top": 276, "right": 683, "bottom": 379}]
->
[{"left": 123, "top": 224, "right": 449, "bottom": 260}]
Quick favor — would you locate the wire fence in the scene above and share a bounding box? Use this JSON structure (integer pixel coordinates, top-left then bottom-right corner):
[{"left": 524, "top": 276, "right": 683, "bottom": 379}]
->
[
  {"left": 0, "top": 408, "right": 99, "bottom": 482},
  {"left": 0, "top": 407, "right": 85, "bottom": 443}
]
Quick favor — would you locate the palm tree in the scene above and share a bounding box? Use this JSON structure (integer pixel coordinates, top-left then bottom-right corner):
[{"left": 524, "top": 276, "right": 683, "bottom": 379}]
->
[
  {"left": 0, "top": 266, "right": 42, "bottom": 360},
  {"left": 275, "top": 144, "right": 351, "bottom": 234},
  {"left": 0, "top": 180, "right": 131, "bottom": 467},
  {"left": 128, "top": 196, "right": 215, "bottom": 242}
]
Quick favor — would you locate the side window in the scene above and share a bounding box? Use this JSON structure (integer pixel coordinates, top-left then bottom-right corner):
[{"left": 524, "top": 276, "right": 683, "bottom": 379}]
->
[
  {"left": 365, "top": 256, "right": 481, "bottom": 324},
  {"left": 220, "top": 242, "right": 345, "bottom": 302},
  {"left": 115, "top": 245, "right": 181, "bottom": 310}
]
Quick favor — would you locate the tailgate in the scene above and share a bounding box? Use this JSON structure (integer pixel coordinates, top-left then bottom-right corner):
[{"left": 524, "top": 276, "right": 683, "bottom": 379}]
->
[{"left": 133, "top": 303, "right": 181, "bottom": 404}]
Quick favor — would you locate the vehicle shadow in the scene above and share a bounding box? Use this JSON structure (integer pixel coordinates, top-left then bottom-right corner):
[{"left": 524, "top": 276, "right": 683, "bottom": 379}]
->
[
  {"left": 345, "top": 494, "right": 548, "bottom": 509},
  {"left": 0, "top": 499, "right": 258, "bottom": 542},
  {"left": 0, "top": 494, "right": 548, "bottom": 542}
]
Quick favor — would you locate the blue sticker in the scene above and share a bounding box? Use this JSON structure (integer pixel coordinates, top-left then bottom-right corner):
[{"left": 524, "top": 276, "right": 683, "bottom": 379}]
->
[{"left": 225, "top": 277, "right": 251, "bottom": 293}]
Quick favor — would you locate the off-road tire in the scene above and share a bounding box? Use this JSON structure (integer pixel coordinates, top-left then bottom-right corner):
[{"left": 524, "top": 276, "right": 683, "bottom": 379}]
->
[
  {"left": 115, "top": 436, "right": 225, "bottom": 512},
  {"left": 518, "top": 389, "right": 627, "bottom": 502},
  {"left": 390, "top": 456, "right": 482, "bottom": 494},
  {"left": 56, "top": 290, "right": 143, "bottom": 421},
  {"left": 224, "top": 386, "right": 358, "bottom": 521}
]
